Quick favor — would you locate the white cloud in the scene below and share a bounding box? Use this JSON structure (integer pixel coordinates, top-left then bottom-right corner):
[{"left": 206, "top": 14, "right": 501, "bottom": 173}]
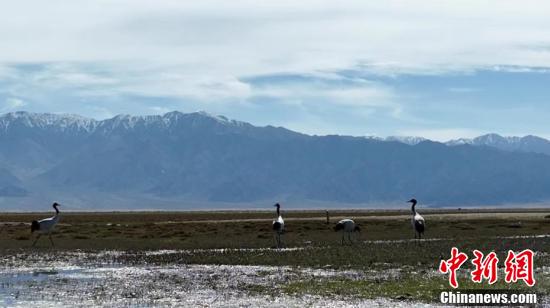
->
[
  {"left": 0, "top": 1, "right": 549, "bottom": 137},
  {"left": 30, "top": 64, "right": 119, "bottom": 88},
  {"left": 252, "top": 81, "right": 395, "bottom": 108},
  {"left": 1, "top": 98, "right": 26, "bottom": 112},
  {"left": 116, "top": 74, "right": 253, "bottom": 102},
  {"left": 1, "top": 1, "right": 550, "bottom": 75}
]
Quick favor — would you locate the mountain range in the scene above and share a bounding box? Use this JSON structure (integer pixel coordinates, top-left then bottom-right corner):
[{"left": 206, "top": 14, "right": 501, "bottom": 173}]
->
[
  {"left": 366, "top": 134, "right": 550, "bottom": 156},
  {"left": 2, "top": 111, "right": 550, "bottom": 210}
]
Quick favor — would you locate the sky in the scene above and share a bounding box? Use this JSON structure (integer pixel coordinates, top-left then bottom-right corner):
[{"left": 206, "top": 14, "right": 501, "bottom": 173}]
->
[{"left": 1, "top": 1, "right": 550, "bottom": 141}]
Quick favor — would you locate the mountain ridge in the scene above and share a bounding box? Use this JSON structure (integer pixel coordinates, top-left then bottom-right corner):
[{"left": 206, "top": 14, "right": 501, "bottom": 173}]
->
[
  {"left": 3, "top": 111, "right": 549, "bottom": 150},
  {"left": 2, "top": 111, "right": 550, "bottom": 209},
  {"left": 445, "top": 133, "right": 550, "bottom": 156}
]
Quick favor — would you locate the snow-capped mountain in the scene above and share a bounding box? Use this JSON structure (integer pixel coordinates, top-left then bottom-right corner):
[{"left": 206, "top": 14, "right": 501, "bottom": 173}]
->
[
  {"left": 447, "top": 133, "right": 518, "bottom": 147},
  {"left": 370, "top": 133, "right": 550, "bottom": 156},
  {"left": 364, "top": 136, "right": 427, "bottom": 145},
  {"left": 0, "top": 111, "right": 250, "bottom": 135},
  {"left": 3, "top": 111, "right": 550, "bottom": 209},
  {"left": 384, "top": 136, "right": 428, "bottom": 145},
  {"left": 446, "top": 133, "right": 550, "bottom": 156},
  {"left": 0, "top": 111, "right": 98, "bottom": 134}
]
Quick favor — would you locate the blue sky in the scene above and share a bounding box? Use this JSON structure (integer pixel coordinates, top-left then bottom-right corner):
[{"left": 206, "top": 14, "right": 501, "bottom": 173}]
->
[{"left": 1, "top": 1, "right": 550, "bottom": 141}]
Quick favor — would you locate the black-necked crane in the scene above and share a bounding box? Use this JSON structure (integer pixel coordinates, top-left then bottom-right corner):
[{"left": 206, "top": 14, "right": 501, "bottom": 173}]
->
[
  {"left": 408, "top": 198, "right": 425, "bottom": 240},
  {"left": 334, "top": 219, "right": 361, "bottom": 245},
  {"left": 272, "top": 203, "right": 285, "bottom": 248},
  {"left": 31, "top": 202, "right": 61, "bottom": 247}
]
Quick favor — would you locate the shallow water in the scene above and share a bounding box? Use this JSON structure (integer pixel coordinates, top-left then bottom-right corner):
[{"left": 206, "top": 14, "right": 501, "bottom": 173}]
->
[
  {"left": 2, "top": 249, "right": 547, "bottom": 307},
  {"left": 0, "top": 250, "right": 428, "bottom": 307}
]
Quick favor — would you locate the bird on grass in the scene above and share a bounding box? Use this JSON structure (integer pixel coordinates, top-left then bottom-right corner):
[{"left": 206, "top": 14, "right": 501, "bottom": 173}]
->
[
  {"left": 31, "top": 202, "right": 61, "bottom": 247},
  {"left": 408, "top": 198, "right": 425, "bottom": 241},
  {"left": 272, "top": 203, "right": 285, "bottom": 248},
  {"left": 333, "top": 219, "right": 361, "bottom": 245}
]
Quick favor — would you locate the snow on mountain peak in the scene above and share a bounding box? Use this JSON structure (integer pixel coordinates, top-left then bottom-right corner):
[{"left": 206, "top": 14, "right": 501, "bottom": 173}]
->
[
  {"left": 384, "top": 136, "right": 427, "bottom": 145},
  {"left": 0, "top": 111, "right": 97, "bottom": 132},
  {"left": 447, "top": 133, "right": 524, "bottom": 147},
  {"left": 445, "top": 138, "right": 473, "bottom": 146},
  {"left": 3, "top": 112, "right": 550, "bottom": 157}
]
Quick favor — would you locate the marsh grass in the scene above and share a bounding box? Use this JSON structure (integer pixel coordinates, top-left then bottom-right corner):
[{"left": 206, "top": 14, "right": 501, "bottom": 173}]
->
[
  {"left": 1, "top": 210, "right": 549, "bottom": 303},
  {"left": 283, "top": 273, "right": 549, "bottom": 302},
  {"left": 1, "top": 210, "right": 549, "bottom": 251}
]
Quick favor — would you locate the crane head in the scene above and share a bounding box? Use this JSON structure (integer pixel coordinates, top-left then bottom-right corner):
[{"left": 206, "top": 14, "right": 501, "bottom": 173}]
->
[
  {"left": 407, "top": 199, "right": 417, "bottom": 204},
  {"left": 274, "top": 203, "right": 280, "bottom": 208},
  {"left": 53, "top": 202, "right": 61, "bottom": 207}
]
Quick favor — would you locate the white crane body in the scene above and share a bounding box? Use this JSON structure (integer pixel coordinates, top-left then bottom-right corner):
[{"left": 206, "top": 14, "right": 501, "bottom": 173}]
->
[
  {"left": 334, "top": 219, "right": 360, "bottom": 244},
  {"left": 33, "top": 216, "right": 60, "bottom": 234},
  {"left": 272, "top": 203, "right": 285, "bottom": 248},
  {"left": 31, "top": 203, "right": 61, "bottom": 247},
  {"left": 408, "top": 199, "right": 425, "bottom": 240}
]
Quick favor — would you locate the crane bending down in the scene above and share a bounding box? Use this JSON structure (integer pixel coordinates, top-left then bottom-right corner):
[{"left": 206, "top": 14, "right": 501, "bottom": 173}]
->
[
  {"left": 272, "top": 203, "right": 285, "bottom": 248},
  {"left": 408, "top": 199, "right": 425, "bottom": 240},
  {"left": 334, "top": 219, "right": 361, "bottom": 245},
  {"left": 31, "top": 202, "right": 61, "bottom": 247}
]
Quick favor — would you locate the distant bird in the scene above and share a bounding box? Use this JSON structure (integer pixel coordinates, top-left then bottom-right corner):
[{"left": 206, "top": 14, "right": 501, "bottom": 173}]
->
[
  {"left": 325, "top": 210, "right": 330, "bottom": 225},
  {"left": 31, "top": 202, "right": 61, "bottom": 247},
  {"left": 334, "top": 219, "right": 361, "bottom": 245},
  {"left": 272, "top": 203, "right": 285, "bottom": 248},
  {"left": 408, "top": 199, "right": 425, "bottom": 240}
]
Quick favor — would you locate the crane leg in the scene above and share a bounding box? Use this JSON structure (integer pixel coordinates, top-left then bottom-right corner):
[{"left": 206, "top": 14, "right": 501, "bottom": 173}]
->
[
  {"left": 49, "top": 234, "right": 55, "bottom": 247},
  {"left": 32, "top": 234, "right": 41, "bottom": 247},
  {"left": 341, "top": 232, "right": 344, "bottom": 245},
  {"left": 274, "top": 233, "right": 282, "bottom": 249}
]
